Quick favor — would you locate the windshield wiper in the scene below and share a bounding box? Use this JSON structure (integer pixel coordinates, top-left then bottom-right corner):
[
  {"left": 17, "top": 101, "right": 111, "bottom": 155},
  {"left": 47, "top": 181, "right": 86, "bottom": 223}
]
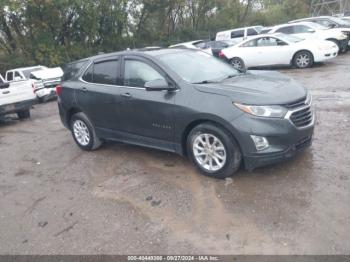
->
[{"left": 192, "top": 80, "right": 220, "bottom": 84}]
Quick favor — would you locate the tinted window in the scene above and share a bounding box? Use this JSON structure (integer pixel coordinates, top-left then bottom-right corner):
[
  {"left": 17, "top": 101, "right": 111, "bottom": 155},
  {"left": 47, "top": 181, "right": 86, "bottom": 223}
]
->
[
  {"left": 247, "top": 28, "right": 258, "bottom": 36},
  {"left": 82, "top": 64, "right": 93, "bottom": 82},
  {"left": 231, "top": 30, "right": 244, "bottom": 38},
  {"left": 7, "top": 72, "right": 13, "bottom": 81},
  {"left": 93, "top": 60, "right": 119, "bottom": 85},
  {"left": 276, "top": 26, "right": 294, "bottom": 34},
  {"left": 63, "top": 60, "right": 88, "bottom": 81},
  {"left": 124, "top": 60, "right": 165, "bottom": 88}
]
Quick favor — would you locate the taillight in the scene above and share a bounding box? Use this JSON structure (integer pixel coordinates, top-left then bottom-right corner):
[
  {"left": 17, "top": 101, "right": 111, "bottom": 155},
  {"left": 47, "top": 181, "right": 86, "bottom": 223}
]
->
[
  {"left": 32, "top": 83, "right": 36, "bottom": 94},
  {"left": 219, "top": 51, "right": 226, "bottom": 59},
  {"left": 56, "top": 85, "right": 62, "bottom": 96}
]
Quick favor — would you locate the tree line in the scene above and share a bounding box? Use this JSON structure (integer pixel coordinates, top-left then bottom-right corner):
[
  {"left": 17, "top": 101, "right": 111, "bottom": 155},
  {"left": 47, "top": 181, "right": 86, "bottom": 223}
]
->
[{"left": 0, "top": 0, "right": 311, "bottom": 72}]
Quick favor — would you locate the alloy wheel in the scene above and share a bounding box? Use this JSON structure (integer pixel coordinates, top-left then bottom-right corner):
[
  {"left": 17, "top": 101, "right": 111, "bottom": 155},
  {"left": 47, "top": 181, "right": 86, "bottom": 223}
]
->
[
  {"left": 73, "top": 120, "right": 90, "bottom": 146},
  {"left": 231, "top": 59, "right": 243, "bottom": 70},
  {"left": 192, "top": 133, "right": 227, "bottom": 172},
  {"left": 296, "top": 53, "right": 310, "bottom": 68}
]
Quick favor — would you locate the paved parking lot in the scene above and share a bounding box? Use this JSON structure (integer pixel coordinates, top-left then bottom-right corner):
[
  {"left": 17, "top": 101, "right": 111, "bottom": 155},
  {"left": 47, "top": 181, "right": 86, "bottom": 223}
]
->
[{"left": 1, "top": 54, "right": 350, "bottom": 255}]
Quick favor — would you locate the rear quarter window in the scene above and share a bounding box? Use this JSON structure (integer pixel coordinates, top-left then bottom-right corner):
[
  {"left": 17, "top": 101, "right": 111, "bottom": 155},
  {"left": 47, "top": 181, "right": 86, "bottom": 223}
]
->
[{"left": 62, "top": 60, "right": 88, "bottom": 81}]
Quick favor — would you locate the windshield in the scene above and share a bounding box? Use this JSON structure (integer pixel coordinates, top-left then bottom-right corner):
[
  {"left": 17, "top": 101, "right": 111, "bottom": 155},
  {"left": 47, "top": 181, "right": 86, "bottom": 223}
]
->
[
  {"left": 331, "top": 16, "right": 350, "bottom": 26},
  {"left": 308, "top": 22, "right": 328, "bottom": 30},
  {"left": 276, "top": 33, "right": 303, "bottom": 43},
  {"left": 157, "top": 51, "right": 240, "bottom": 84}
]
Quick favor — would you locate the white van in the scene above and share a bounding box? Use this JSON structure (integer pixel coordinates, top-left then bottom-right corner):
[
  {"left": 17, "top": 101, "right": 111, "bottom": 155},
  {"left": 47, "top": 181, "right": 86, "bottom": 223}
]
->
[{"left": 215, "top": 26, "right": 263, "bottom": 41}]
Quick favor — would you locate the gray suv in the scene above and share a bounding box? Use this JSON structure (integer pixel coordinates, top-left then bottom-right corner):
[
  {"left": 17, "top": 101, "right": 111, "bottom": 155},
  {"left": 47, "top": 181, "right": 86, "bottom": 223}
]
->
[{"left": 57, "top": 48, "right": 314, "bottom": 178}]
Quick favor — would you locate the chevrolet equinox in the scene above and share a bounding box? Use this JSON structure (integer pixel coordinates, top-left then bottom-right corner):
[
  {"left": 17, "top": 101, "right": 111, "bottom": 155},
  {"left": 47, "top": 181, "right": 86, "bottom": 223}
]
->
[{"left": 57, "top": 48, "right": 314, "bottom": 178}]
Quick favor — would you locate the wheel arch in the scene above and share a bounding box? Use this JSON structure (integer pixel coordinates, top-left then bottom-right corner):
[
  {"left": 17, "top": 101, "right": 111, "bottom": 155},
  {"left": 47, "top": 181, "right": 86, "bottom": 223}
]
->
[
  {"left": 66, "top": 107, "right": 82, "bottom": 126},
  {"left": 181, "top": 118, "right": 243, "bottom": 158}
]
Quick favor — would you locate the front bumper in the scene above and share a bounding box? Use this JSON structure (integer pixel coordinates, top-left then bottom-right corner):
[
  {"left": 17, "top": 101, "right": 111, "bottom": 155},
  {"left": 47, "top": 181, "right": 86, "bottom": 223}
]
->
[
  {"left": 314, "top": 47, "right": 338, "bottom": 62},
  {"left": 230, "top": 111, "right": 315, "bottom": 171},
  {"left": 0, "top": 99, "right": 36, "bottom": 116}
]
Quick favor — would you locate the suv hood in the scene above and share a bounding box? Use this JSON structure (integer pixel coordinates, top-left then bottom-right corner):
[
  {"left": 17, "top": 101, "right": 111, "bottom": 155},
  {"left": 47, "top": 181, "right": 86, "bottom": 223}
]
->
[
  {"left": 30, "top": 67, "right": 63, "bottom": 80},
  {"left": 193, "top": 71, "right": 307, "bottom": 105}
]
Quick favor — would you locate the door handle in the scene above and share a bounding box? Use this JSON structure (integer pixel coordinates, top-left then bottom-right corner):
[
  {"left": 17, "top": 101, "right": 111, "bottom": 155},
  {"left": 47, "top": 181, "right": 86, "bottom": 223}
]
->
[
  {"left": 2, "top": 90, "right": 10, "bottom": 94},
  {"left": 121, "top": 92, "right": 132, "bottom": 98},
  {"left": 81, "top": 87, "right": 88, "bottom": 92}
]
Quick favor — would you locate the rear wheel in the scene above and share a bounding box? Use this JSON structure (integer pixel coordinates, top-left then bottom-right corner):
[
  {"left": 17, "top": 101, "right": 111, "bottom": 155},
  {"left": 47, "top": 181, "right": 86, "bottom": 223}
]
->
[
  {"left": 187, "top": 123, "right": 241, "bottom": 179},
  {"left": 293, "top": 51, "right": 314, "bottom": 69},
  {"left": 70, "top": 112, "right": 102, "bottom": 151},
  {"left": 17, "top": 109, "right": 30, "bottom": 119},
  {"left": 230, "top": 57, "right": 245, "bottom": 71}
]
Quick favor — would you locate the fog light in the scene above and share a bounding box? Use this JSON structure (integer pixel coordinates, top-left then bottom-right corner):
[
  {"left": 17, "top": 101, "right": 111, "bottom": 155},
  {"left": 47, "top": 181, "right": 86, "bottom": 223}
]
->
[{"left": 251, "top": 135, "right": 269, "bottom": 151}]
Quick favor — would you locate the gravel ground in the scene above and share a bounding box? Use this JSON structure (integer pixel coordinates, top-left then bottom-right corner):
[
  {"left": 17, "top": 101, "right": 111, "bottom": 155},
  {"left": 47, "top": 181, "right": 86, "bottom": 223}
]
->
[{"left": 0, "top": 54, "right": 349, "bottom": 255}]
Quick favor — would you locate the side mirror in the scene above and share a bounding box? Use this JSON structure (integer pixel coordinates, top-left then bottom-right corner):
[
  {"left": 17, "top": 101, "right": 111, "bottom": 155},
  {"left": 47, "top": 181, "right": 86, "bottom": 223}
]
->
[
  {"left": 145, "top": 79, "right": 172, "bottom": 91},
  {"left": 0, "top": 82, "right": 10, "bottom": 89},
  {"left": 14, "top": 76, "right": 22, "bottom": 81},
  {"left": 307, "top": 28, "right": 315, "bottom": 33},
  {"left": 329, "top": 24, "right": 337, "bottom": 28}
]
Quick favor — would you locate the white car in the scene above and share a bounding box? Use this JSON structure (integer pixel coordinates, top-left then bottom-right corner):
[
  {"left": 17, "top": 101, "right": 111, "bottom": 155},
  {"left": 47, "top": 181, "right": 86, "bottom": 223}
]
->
[
  {"left": 170, "top": 40, "right": 213, "bottom": 54},
  {"left": 0, "top": 74, "right": 36, "bottom": 119},
  {"left": 215, "top": 26, "right": 263, "bottom": 41},
  {"left": 265, "top": 22, "right": 348, "bottom": 53},
  {"left": 5, "top": 66, "right": 63, "bottom": 102},
  {"left": 219, "top": 33, "right": 339, "bottom": 69}
]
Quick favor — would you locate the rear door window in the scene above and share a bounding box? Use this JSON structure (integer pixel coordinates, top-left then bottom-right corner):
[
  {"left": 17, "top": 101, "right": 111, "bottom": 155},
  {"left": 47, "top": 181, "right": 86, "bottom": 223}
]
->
[{"left": 62, "top": 60, "right": 88, "bottom": 81}]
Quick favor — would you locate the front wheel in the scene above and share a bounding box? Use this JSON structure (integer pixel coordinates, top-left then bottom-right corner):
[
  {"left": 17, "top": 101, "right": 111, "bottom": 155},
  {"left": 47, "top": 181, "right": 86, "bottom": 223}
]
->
[
  {"left": 293, "top": 51, "right": 314, "bottom": 69},
  {"left": 70, "top": 112, "right": 102, "bottom": 151},
  {"left": 187, "top": 123, "right": 242, "bottom": 179}
]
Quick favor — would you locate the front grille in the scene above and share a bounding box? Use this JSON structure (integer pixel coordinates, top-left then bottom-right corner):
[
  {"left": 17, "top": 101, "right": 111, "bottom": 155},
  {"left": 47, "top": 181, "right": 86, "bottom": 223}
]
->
[
  {"left": 290, "top": 106, "right": 313, "bottom": 127},
  {"left": 284, "top": 96, "right": 307, "bottom": 109}
]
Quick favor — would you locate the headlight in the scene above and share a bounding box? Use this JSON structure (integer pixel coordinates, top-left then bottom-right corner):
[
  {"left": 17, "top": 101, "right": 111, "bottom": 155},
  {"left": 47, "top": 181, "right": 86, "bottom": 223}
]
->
[
  {"left": 338, "top": 33, "right": 347, "bottom": 40},
  {"left": 234, "top": 103, "right": 287, "bottom": 118}
]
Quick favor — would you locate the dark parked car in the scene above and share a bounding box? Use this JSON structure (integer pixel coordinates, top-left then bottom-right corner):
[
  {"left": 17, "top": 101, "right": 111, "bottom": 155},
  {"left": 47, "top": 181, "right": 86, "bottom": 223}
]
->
[
  {"left": 57, "top": 48, "right": 314, "bottom": 178},
  {"left": 201, "top": 40, "right": 240, "bottom": 58}
]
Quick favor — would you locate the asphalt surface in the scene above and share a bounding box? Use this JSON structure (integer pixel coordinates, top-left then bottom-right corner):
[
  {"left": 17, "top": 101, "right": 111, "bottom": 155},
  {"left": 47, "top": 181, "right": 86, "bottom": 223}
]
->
[{"left": 0, "top": 55, "right": 350, "bottom": 255}]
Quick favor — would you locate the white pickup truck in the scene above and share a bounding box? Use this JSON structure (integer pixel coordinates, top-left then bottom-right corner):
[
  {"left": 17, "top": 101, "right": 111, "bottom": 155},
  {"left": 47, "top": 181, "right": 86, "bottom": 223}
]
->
[
  {"left": 5, "top": 66, "right": 63, "bottom": 102},
  {"left": 0, "top": 74, "right": 36, "bottom": 119}
]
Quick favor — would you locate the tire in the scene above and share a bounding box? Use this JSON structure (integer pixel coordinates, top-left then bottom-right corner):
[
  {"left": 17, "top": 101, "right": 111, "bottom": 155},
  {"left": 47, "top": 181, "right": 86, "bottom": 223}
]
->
[
  {"left": 37, "top": 96, "right": 44, "bottom": 103},
  {"left": 187, "top": 123, "right": 242, "bottom": 179},
  {"left": 70, "top": 112, "right": 102, "bottom": 151},
  {"left": 293, "top": 50, "right": 314, "bottom": 69},
  {"left": 17, "top": 109, "right": 30, "bottom": 119},
  {"left": 230, "top": 57, "right": 245, "bottom": 71}
]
